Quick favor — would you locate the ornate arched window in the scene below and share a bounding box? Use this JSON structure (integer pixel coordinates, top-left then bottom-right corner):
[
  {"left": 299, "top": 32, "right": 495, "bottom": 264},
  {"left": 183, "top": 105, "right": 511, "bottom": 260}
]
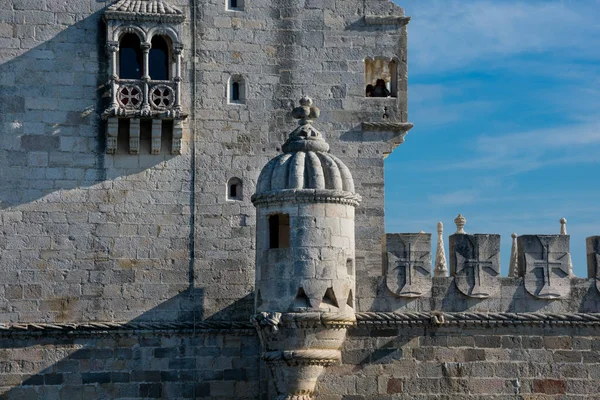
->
[
  {"left": 149, "top": 35, "right": 170, "bottom": 81},
  {"left": 119, "top": 33, "right": 143, "bottom": 79},
  {"left": 104, "top": 0, "right": 186, "bottom": 155}
]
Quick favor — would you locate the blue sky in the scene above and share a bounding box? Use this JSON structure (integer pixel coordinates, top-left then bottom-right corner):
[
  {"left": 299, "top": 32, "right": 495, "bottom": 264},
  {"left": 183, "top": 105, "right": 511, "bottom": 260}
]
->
[{"left": 385, "top": 0, "right": 600, "bottom": 277}]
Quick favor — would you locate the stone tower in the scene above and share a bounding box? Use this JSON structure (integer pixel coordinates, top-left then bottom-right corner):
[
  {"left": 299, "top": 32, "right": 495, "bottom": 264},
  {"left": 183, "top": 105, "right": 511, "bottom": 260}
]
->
[{"left": 252, "top": 97, "right": 361, "bottom": 399}]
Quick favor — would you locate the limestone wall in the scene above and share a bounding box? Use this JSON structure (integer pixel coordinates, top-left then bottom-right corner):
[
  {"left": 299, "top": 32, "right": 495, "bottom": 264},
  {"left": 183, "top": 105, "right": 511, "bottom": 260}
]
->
[
  {"left": 0, "top": 0, "right": 408, "bottom": 322},
  {"left": 0, "top": 329, "right": 261, "bottom": 399}
]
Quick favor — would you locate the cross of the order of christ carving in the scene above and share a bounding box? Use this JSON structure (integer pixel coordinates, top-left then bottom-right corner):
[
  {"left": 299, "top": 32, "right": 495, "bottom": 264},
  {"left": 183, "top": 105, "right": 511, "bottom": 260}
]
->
[
  {"left": 393, "top": 243, "right": 430, "bottom": 297},
  {"left": 529, "top": 244, "right": 568, "bottom": 299},
  {"left": 457, "top": 241, "right": 498, "bottom": 298}
]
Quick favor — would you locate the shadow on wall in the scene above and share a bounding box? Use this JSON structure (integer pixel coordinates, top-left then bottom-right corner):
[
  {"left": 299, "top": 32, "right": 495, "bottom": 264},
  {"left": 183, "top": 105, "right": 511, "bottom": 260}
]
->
[
  {"left": 0, "top": 10, "right": 177, "bottom": 210},
  {"left": 0, "top": 292, "right": 262, "bottom": 400}
]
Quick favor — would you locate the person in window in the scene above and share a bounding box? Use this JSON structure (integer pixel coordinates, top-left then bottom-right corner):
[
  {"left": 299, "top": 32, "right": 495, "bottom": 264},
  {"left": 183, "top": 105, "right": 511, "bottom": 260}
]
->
[
  {"left": 372, "top": 79, "right": 390, "bottom": 97},
  {"left": 365, "top": 84, "right": 374, "bottom": 97}
]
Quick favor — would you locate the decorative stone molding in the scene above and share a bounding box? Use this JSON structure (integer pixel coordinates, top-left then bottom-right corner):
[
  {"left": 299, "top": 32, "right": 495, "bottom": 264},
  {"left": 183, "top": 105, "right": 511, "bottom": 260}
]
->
[
  {"left": 364, "top": 15, "right": 411, "bottom": 26},
  {"left": 356, "top": 312, "right": 600, "bottom": 327},
  {"left": 4, "top": 312, "right": 600, "bottom": 336},
  {"left": 251, "top": 189, "right": 361, "bottom": 207},
  {"left": 361, "top": 121, "right": 413, "bottom": 133},
  {"left": 0, "top": 320, "right": 254, "bottom": 335},
  {"left": 105, "top": 0, "right": 185, "bottom": 23}
]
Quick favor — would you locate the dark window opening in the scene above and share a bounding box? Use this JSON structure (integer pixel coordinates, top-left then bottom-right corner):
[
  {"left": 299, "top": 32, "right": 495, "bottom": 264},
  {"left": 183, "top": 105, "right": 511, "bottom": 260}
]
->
[
  {"left": 149, "top": 36, "right": 169, "bottom": 81},
  {"left": 269, "top": 214, "right": 290, "bottom": 249},
  {"left": 227, "top": 0, "right": 244, "bottom": 10},
  {"left": 119, "top": 33, "right": 143, "bottom": 79},
  {"left": 227, "top": 178, "right": 243, "bottom": 201},
  {"left": 231, "top": 82, "right": 240, "bottom": 102},
  {"left": 364, "top": 58, "right": 398, "bottom": 98}
]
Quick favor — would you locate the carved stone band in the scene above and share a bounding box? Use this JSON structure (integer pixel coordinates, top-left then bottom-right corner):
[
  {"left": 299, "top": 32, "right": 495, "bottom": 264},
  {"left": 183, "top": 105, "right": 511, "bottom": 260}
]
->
[
  {"left": 262, "top": 350, "right": 341, "bottom": 366},
  {"left": 251, "top": 189, "right": 362, "bottom": 207}
]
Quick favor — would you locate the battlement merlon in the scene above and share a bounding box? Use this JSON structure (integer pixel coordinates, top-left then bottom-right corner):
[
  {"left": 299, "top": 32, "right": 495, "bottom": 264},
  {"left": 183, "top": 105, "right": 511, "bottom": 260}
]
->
[{"left": 378, "top": 232, "right": 600, "bottom": 314}]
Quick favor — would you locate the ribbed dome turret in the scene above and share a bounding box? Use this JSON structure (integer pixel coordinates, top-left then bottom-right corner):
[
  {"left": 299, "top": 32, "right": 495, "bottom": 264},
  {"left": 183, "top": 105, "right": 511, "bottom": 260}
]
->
[{"left": 253, "top": 97, "right": 357, "bottom": 199}]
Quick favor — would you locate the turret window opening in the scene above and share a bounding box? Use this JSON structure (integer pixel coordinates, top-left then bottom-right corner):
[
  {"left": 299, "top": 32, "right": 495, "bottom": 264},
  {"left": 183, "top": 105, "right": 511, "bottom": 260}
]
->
[
  {"left": 227, "top": 177, "right": 243, "bottom": 201},
  {"left": 269, "top": 214, "right": 290, "bottom": 249},
  {"left": 364, "top": 57, "right": 398, "bottom": 98},
  {"left": 119, "top": 33, "right": 143, "bottom": 79},
  {"left": 149, "top": 35, "right": 170, "bottom": 81}
]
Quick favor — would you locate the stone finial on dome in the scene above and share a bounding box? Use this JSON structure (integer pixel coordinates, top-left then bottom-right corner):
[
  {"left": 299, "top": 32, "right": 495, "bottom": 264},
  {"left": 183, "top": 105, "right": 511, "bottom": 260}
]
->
[{"left": 282, "top": 97, "right": 330, "bottom": 153}]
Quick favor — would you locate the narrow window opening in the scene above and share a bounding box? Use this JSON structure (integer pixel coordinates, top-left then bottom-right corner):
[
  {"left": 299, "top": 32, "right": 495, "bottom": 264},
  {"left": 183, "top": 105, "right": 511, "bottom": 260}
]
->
[
  {"left": 227, "top": 0, "right": 244, "bottom": 11},
  {"left": 119, "top": 33, "right": 143, "bottom": 79},
  {"left": 269, "top": 214, "right": 290, "bottom": 249},
  {"left": 347, "top": 290, "right": 354, "bottom": 308},
  {"left": 231, "top": 82, "right": 240, "bottom": 102},
  {"left": 228, "top": 76, "right": 245, "bottom": 104},
  {"left": 364, "top": 58, "right": 398, "bottom": 98},
  {"left": 149, "top": 36, "right": 170, "bottom": 81},
  {"left": 227, "top": 177, "right": 243, "bottom": 201}
]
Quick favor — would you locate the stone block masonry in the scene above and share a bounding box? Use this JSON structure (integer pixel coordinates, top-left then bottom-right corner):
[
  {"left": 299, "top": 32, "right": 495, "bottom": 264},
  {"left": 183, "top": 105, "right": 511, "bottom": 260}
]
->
[{"left": 0, "top": 0, "right": 599, "bottom": 398}]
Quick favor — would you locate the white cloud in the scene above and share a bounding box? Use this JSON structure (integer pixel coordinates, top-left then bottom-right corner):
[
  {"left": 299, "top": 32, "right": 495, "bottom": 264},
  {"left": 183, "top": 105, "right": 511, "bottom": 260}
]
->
[
  {"left": 429, "top": 189, "right": 480, "bottom": 206},
  {"left": 402, "top": 0, "right": 600, "bottom": 73},
  {"left": 434, "top": 122, "right": 600, "bottom": 173}
]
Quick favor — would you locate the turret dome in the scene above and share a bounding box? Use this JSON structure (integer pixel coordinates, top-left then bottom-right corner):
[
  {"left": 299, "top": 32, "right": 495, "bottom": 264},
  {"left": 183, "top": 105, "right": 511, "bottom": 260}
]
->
[{"left": 253, "top": 97, "right": 358, "bottom": 201}]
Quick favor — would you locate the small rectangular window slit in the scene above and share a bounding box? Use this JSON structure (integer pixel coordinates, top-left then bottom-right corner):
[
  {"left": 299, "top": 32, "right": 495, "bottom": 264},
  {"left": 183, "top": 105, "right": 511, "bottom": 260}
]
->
[{"left": 269, "top": 214, "right": 290, "bottom": 249}]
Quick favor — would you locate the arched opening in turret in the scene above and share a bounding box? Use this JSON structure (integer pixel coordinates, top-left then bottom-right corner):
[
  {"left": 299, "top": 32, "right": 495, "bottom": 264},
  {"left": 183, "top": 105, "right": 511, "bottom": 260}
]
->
[
  {"left": 347, "top": 290, "right": 354, "bottom": 308},
  {"left": 293, "top": 287, "right": 311, "bottom": 309},
  {"left": 269, "top": 214, "right": 290, "bottom": 249}
]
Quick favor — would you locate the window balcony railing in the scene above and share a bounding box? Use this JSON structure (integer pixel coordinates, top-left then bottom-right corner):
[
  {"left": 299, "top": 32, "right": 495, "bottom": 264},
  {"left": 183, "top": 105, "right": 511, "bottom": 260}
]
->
[{"left": 107, "top": 78, "right": 183, "bottom": 119}]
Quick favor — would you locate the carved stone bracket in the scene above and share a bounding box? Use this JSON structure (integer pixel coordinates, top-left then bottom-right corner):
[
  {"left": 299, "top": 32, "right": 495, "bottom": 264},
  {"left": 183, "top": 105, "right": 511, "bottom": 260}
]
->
[{"left": 364, "top": 15, "right": 411, "bottom": 26}]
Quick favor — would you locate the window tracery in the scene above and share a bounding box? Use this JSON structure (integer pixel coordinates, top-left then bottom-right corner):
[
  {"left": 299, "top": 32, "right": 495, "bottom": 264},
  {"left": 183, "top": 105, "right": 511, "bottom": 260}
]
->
[{"left": 103, "top": 0, "right": 186, "bottom": 155}]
